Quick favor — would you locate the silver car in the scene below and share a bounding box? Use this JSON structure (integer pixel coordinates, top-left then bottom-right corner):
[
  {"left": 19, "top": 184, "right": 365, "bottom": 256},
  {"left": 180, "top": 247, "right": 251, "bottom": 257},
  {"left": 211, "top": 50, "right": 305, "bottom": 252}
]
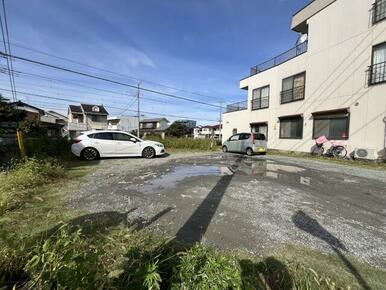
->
[{"left": 222, "top": 132, "right": 267, "bottom": 156}]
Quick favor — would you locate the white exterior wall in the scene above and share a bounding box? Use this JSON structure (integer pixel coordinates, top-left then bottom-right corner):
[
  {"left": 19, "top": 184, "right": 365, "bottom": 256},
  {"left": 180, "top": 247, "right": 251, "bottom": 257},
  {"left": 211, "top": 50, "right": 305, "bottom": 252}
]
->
[{"left": 223, "top": 0, "right": 386, "bottom": 156}]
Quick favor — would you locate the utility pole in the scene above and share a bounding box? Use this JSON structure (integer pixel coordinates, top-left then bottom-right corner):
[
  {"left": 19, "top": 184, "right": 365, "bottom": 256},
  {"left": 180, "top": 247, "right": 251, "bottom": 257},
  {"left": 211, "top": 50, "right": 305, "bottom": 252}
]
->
[
  {"left": 136, "top": 81, "right": 141, "bottom": 138},
  {"left": 219, "top": 100, "right": 223, "bottom": 142}
]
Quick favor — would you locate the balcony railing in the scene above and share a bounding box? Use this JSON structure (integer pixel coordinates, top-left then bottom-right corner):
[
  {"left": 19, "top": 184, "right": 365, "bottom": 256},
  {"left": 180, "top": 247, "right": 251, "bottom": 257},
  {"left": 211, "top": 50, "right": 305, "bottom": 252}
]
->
[
  {"left": 280, "top": 85, "right": 305, "bottom": 104},
  {"left": 250, "top": 41, "right": 308, "bottom": 76},
  {"left": 372, "top": 0, "right": 386, "bottom": 24},
  {"left": 226, "top": 101, "right": 248, "bottom": 113},
  {"left": 367, "top": 61, "right": 386, "bottom": 85},
  {"left": 251, "top": 96, "right": 269, "bottom": 110}
]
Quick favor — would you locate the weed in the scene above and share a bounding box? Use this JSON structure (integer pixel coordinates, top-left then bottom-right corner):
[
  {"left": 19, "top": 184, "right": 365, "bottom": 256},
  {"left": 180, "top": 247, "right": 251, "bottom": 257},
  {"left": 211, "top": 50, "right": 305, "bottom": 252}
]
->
[
  {"left": 24, "top": 224, "right": 103, "bottom": 290},
  {"left": 0, "top": 157, "right": 65, "bottom": 214},
  {"left": 171, "top": 244, "right": 243, "bottom": 290}
]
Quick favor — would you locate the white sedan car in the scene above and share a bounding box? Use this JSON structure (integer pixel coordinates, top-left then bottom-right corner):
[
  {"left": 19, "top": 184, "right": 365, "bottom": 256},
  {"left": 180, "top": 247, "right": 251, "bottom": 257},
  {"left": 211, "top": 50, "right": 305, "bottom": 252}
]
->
[{"left": 71, "top": 130, "right": 165, "bottom": 160}]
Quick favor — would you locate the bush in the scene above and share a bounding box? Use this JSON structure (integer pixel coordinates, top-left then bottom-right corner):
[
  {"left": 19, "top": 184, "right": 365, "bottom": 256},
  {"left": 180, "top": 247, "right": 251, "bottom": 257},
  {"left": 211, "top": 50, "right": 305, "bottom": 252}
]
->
[
  {"left": 24, "top": 224, "right": 103, "bottom": 290},
  {"left": 144, "top": 135, "right": 218, "bottom": 151},
  {"left": 0, "top": 158, "right": 65, "bottom": 214},
  {"left": 172, "top": 244, "right": 242, "bottom": 290},
  {"left": 24, "top": 136, "right": 72, "bottom": 159}
]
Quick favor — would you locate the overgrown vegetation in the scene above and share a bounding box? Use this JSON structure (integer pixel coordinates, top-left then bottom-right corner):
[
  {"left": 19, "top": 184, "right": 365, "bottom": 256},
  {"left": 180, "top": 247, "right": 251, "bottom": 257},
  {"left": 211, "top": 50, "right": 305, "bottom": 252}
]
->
[
  {"left": 1, "top": 157, "right": 385, "bottom": 289},
  {"left": 3, "top": 223, "right": 377, "bottom": 290},
  {"left": 144, "top": 135, "right": 219, "bottom": 151},
  {"left": 0, "top": 158, "right": 65, "bottom": 215},
  {"left": 24, "top": 136, "right": 73, "bottom": 159}
]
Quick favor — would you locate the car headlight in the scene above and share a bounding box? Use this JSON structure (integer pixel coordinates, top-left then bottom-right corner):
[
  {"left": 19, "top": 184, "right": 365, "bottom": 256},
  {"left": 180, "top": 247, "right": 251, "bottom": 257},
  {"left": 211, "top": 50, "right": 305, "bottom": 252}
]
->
[{"left": 155, "top": 144, "right": 164, "bottom": 148}]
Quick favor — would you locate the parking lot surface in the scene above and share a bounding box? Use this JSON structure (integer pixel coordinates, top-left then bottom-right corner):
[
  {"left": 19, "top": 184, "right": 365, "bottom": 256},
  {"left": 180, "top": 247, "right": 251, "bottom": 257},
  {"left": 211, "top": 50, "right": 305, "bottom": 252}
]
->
[{"left": 69, "top": 152, "right": 386, "bottom": 268}]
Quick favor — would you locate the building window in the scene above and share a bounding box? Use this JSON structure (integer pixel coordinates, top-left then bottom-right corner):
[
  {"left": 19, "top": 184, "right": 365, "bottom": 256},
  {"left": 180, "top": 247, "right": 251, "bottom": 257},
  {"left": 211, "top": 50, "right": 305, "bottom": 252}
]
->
[
  {"left": 92, "top": 106, "right": 100, "bottom": 112},
  {"left": 279, "top": 115, "right": 303, "bottom": 139},
  {"left": 252, "top": 86, "right": 269, "bottom": 110},
  {"left": 368, "top": 42, "right": 386, "bottom": 85},
  {"left": 91, "top": 115, "right": 103, "bottom": 122},
  {"left": 280, "top": 72, "right": 306, "bottom": 104},
  {"left": 373, "top": 0, "right": 386, "bottom": 24},
  {"left": 313, "top": 111, "right": 349, "bottom": 140}
]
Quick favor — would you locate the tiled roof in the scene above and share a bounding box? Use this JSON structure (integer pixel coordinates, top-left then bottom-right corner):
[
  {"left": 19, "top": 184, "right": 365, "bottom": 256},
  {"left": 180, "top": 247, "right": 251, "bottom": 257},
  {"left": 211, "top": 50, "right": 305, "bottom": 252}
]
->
[{"left": 80, "top": 104, "right": 108, "bottom": 115}]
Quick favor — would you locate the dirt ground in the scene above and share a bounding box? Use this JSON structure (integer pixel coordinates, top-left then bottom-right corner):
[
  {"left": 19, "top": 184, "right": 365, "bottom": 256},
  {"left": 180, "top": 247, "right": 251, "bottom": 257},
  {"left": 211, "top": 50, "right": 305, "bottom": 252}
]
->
[{"left": 69, "top": 152, "right": 386, "bottom": 268}]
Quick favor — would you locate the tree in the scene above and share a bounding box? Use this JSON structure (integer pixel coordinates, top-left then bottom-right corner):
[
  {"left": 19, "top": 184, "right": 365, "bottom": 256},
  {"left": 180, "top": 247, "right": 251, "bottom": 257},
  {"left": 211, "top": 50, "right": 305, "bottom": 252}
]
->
[
  {"left": 0, "top": 95, "right": 25, "bottom": 122},
  {"left": 166, "top": 122, "right": 189, "bottom": 137}
]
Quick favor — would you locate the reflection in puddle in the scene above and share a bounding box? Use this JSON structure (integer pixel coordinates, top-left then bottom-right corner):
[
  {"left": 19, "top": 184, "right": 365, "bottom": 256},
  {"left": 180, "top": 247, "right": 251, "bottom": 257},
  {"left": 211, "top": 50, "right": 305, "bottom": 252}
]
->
[
  {"left": 131, "top": 165, "right": 230, "bottom": 193},
  {"left": 128, "top": 160, "right": 319, "bottom": 194}
]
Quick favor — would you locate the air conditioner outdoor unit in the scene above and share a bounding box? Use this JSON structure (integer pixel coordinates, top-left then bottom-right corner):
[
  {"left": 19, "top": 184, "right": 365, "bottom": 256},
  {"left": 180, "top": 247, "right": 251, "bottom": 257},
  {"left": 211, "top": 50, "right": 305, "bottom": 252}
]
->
[{"left": 353, "top": 148, "right": 379, "bottom": 160}]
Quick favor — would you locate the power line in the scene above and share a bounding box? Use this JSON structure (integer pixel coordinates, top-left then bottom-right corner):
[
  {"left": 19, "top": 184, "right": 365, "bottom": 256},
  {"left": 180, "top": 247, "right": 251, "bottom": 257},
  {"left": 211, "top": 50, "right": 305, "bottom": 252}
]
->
[
  {"left": 0, "top": 75, "right": 206, "bottom": 109},
  {"left": 0, "top": 1, "right": 15, "bottom": 101},
  {"left": 1, "top": 0, "right": 16, "bottom": 101},
  {"left": 0, "top": 51, "right": 225, "bottom": 109},
  {"left": 0, "top": 88, "right": 219, "bottom": 121},
  {"left": 6, "top": 40, "right": 223, "bottom": 101},
  {"left": 0, "top": 66, "right": 218, "bottom": 109}
]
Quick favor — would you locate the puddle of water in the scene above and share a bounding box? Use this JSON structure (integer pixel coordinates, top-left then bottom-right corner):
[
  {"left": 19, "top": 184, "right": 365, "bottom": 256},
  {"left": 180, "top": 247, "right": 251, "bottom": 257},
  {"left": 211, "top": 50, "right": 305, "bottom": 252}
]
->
[{"left": 131, "top": 165, "right": 231, "bottom": 193}]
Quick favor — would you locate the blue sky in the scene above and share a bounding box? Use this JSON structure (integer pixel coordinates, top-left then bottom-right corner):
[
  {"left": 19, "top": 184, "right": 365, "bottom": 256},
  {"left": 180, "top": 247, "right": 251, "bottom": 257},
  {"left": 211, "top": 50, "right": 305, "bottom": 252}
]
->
[{"left": 0, "top": 0, "right": 309, "bottom": 124}]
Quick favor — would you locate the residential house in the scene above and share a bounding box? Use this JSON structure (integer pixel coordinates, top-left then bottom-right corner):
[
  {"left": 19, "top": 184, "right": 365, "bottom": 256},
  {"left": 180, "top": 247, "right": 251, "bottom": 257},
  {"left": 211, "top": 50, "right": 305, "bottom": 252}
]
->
[
  {"left": 40, "top": 111, "right": 68, "bottom": 137},
  {"left": 11, "top": 101, "right": 45, "bottom": 121},
  {"left": 107, "top": 116, "right": 138, "bottom": 132},
  {"left": 139, "top": 117, "right": 170, "bottom": 139},
  {"left": 68, "top": 104, "right": 109, "bottom": 139},
  {"left": 194, "top": 125, "right": 221, "bottom": 140},
  {"left": 223, "top": 0, "right": 386, "bottom": 158}
]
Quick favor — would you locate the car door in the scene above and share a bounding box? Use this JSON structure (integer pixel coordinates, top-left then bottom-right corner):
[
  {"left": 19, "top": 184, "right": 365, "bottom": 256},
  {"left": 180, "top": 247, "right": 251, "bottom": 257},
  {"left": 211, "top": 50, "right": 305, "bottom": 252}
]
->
[
  {"left": 238, "top": 133, "right": 251, "bottom": 152},
  {"left": 227, "top": 134, "right": 240, "bottom": 152},
  {"left": 92, "top": 132, "right": 115, "bottom": 155},
  {"left": 113, "top": 132, "right": 141, "bottom": 155}
]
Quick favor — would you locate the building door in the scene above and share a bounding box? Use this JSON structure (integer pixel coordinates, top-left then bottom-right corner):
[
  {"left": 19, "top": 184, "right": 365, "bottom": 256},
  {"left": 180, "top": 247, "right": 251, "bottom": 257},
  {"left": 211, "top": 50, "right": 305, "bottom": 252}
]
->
[{"left": 251, "top": 122, "right": 268, "bottom": 140}]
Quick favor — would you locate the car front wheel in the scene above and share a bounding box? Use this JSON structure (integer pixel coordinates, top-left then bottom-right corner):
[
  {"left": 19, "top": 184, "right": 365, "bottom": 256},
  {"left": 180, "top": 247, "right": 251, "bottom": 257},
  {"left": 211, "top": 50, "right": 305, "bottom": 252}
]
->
[
  {"left": 82, "top": 147, "right": 99, "bottom": 161},
  {"left": 222, "top": 146, "right": 228, "bottom": 153},
  {"left": 142, "top": 147, "right": 156, "bottom": 159}
]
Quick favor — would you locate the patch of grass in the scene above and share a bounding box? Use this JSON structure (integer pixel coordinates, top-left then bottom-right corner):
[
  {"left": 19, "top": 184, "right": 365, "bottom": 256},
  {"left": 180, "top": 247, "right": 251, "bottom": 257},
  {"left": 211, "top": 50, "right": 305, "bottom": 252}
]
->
[
  {"left": 1, "top": 157, "right": 385, "bottom": 289},
  {"left": 144, "top": 135, "right": 220, "bottom": 151},
  {"left": 171, "top": 244, "right": 242, "bottom": 289},
  {"left": 267, "top": 149, "right": 386, "bottom": 170},
  {"left": 0, "top": 158, "right": 65, "bottom": 215}
]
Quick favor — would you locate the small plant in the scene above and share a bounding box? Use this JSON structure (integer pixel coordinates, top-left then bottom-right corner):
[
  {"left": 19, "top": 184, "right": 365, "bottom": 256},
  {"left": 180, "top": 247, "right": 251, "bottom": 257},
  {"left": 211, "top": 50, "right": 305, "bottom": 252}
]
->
[
  {"left": 172, "top": 244, "right": 242, "bottom": 290},
  {"left": 24, "top": 224, "right": 103, "bottom": 290}
]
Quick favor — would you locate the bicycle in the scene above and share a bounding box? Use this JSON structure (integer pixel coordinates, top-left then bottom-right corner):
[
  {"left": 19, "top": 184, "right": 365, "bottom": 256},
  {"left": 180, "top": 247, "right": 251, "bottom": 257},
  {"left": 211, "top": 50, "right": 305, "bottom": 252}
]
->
[{"left": 311, "top": 135, "right": 347, "bottom": 158}]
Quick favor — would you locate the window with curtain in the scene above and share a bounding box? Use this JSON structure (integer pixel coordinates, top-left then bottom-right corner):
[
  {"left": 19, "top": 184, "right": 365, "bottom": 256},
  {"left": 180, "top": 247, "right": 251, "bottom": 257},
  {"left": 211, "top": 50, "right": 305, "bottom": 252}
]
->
[
  {"left": 279, "top": 116, "right": 303, "bottom": 139},
  {"left": 313, "top": 112, "right": 349, "bottom": 140},
  {"left": 373, "top": 0, "right": 386, "bottom": 24},
  {"left": 252, "top": 85, "right": 269, "bottom": 110},
  {"left": 370, "top": 42, "right": 386, "bottom": 85},
  {"left": 281, "top": 72, "right": 306, "bottom": 103}
]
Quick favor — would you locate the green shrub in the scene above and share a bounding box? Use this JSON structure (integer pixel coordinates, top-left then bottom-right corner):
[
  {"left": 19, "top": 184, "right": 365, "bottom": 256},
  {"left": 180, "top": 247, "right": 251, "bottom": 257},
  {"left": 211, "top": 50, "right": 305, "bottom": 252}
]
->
[
  {"left": 172, "top": 244, "right": 242, "bottom": 290},
  {"left": 144, "top": 135, "right": 219, "bottom": 151},
  {"left": 0, "top": 243, "right": 28, "bottom": 288},
  {"left": 24, "top": 224, "right": 104, "bottom": 290},
  {"left": 24, "top": 136, "right": 72, "bottom": 159},
  {"left": 0, "top": 158, "right": 65, "bottom": 214}
]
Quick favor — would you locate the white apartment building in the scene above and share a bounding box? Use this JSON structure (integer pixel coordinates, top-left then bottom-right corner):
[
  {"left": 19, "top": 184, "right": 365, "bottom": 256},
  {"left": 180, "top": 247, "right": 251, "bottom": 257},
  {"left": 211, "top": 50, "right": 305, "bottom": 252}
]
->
[
  {"left": 194, "top": 125, "right": 221, "bottom": 140},
  {"left": 223, "top": 0, "right": 386, "bottom": 158},
  {"left": 107, "top": 116, "right": 138, "bottom": 132}
]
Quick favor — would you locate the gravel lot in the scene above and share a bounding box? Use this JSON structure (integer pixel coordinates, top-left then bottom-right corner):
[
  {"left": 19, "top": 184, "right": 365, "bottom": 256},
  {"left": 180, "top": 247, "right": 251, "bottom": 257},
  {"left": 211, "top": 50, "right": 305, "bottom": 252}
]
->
[{"left": 69, "top": 152, "right": 386, "bottom": 268}]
